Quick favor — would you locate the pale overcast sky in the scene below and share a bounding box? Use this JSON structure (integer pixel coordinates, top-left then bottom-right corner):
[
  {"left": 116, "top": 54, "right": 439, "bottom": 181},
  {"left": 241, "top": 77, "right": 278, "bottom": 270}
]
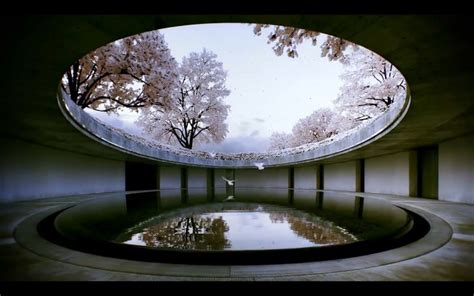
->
[{"left": 87, "top": 23, "right": 346, "bottom": 153}]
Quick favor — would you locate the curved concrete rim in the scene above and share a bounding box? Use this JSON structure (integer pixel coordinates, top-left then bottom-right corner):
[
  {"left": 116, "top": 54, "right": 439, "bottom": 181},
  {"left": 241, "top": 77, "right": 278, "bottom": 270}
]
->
[
  {"left": 57, "top": 52, "right": 411, "bottom": 169},
  {"left": 14, "top": 195, "right": 452, "bottom": 279}
]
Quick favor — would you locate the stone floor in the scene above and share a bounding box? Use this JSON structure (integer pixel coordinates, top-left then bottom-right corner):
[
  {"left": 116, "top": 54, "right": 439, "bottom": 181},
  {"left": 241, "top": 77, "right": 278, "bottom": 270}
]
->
[{"left": 0, "top": 191, "right": 473, "bottom": 282}]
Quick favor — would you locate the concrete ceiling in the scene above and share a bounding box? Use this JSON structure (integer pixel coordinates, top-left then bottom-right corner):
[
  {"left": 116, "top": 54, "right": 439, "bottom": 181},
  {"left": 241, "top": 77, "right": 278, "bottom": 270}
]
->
[{"left": 1, "top": 15, "right": 473, "bottom": 166}]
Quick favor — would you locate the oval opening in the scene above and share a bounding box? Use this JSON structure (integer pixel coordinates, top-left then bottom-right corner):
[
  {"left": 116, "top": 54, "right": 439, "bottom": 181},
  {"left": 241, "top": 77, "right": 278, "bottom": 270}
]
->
[{"left": 58, "top": 23, "right": 410, "bottom": 168}]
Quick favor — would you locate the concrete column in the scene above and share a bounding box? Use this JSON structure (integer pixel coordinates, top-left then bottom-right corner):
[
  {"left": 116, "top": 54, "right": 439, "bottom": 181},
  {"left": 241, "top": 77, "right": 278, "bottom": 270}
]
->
[
  {"left": 126, "top": 191, "right": 160, "bottom": 214},
  {"left": 213, "top": 168, "right": 227, "bottom": 200},
  {"left": 355, "top": 159, "right": 365, "bottom": 193},
  {"left": 316, "top": 191, "right": 324, "bottom": 209},
  {"left": 180, "top": 167, "right": 188, "bottom": 189},
  {"left": 317, "top": 165, "right": 324, "bottom": 190},
  {"left": 214, "top": 169, "right": 226, "bottom": 188},
  {"left": 207, "top": 168, "right": 215, "bottom": 201},
  {"left": 288, "top": 167, "right": 295, "bottom": 189},
  {"left": 225, "top": 168, "right": 235, "bottom": 197},
  {"left": 288, "top": 167, "right": 294, "bottom": 204},
  {"left": 156, "top": 166, "right": 160, "bottom": 190},
  {"left": 417, "top": 146, "right": 439, "bottom": 199},
  {"left": 125, "top": 161, "right": 158, "bottom": 191},
  {"left": 409, "top": 151, "right": 418, "bottom": 197},
  {"left": 316, "top": 165, "right": 324, "bottom": 210},
  {"left": 354, "top": 196, "right": 364, "bottom": 219},
  {"left": 181, "top": 167, "right": 188, "bottom": 203}
]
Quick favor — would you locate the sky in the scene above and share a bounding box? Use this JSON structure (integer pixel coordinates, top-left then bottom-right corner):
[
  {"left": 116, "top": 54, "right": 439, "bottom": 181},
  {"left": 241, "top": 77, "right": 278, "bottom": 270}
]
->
[{"left": 87, "top": 23, "right": 346, "bottom": 153}]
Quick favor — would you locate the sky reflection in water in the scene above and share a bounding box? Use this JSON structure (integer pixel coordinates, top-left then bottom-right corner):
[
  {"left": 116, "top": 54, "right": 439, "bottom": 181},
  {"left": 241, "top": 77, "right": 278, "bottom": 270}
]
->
[{"left": 119, "top": 205, "right": 358, "bottom": 251}]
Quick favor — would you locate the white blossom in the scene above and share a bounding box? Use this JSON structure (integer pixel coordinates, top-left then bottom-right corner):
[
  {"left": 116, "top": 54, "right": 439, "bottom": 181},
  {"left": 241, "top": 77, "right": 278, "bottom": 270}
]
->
[
  {"left": 252, "top": 23, "right": 356, "bottom": 62},
  {"left": 269, "top": 108, "right": 356, "bottom": 150},
  {"left": 62, "top": 31, "right": 178, "bottom": 113},
  {"left": 334, "top": 49, "right": 406, "bottom": 121},
  {"left": 137, "top": 49, "right": 231, "bottom": 149},
  {"left": 268, "top": 132, "right": 294, "bottom": 150}
]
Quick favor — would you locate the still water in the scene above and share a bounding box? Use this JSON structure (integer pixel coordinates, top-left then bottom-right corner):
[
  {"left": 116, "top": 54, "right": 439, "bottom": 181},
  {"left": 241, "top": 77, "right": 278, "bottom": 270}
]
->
[
  {"left": 117, "top": 203, "right": 358, "bottom": 250},
  {"left": 54, "top": 188, "right": 411, "bottom": 252}
]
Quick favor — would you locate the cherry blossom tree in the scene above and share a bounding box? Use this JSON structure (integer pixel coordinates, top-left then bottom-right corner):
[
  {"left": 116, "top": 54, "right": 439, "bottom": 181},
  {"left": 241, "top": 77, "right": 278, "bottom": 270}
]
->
[
  {"left": 334, "top": 50, "right": 406, "bottom": 121},
  {"left": 268, "top": 132, "right": 294, "bottom": 150},
  {"left": 140, "top": 216, "right": 230, "bottom": 250},
  {"left": 268, "top": 108, "right": 355, "bottom": 150},
  {"left": 138, "top": 49, "right": 231, "bottom": 149},
  {"left": 291, "top": 108, "right": 355, "bottom": 147},
  {"left": 269, "top": 212, "right": 357, "bottom": 244},
  {"left": 254, "top": 24, "right": 406, "bottom": 121},
  {"left": 61, "top": 31, "right": 178, "bottom": 113},
  {"left": 253, "top": 24, "right": 406, "bottom": 122},
  {"left": 253, "top": 24, "right": 356, "bottom": 63}
]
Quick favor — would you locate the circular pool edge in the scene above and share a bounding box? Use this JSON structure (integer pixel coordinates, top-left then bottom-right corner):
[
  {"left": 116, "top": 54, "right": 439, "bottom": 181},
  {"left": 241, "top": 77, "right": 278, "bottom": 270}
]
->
[
  {"left": 36, "top": 204, "right": 427, "bottom": 265},
  {"left": 14, "top": 200, "right": 452, "bottom": 278}
]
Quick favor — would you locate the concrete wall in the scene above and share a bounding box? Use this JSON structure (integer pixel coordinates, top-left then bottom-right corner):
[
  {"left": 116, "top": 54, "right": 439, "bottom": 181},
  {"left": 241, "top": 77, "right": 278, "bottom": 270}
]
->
[
  {"left": 293, "top": 189, "right": 318, "bottom": 209},
  {"left": 324, "top": 161, "right": 358, "bottom": 191},
  {"left": 125, "top": 162, "right": 158, "bottom": 191},
  {"left": 159, "top": 166, "right": 181, "bottom": 189},
  {"left": 214, "top": 168, "right": 227, "bottom": 188},
  {"left": 418, "top": 147, "right": 438, "bottom": 199},
  {"left": 364, "top": 151, "right": 417, "bottom": 196},
  {"left": 187, "top": 167, "right": 207, "bottom": 188},
  {"left": 439, "top": 133, "right": 474, "bottom": 204},
  {"left": 294, "top": 166, "right": 317, "bottom": 189},
  {"left": 321, "top": 193, "right": 354, "bottom": 216},
  {"left": 234, "top": 187, "right": 289, "bottom": 204},
  {"left": 3, "top": 134, "right": 471, "bottom": 204},
  {"left": 188, "top": 188, "right": 208, "bottom": 203},
  {"left": 0, "top": 138, "right": 125, "bottom": 202},
  {"left": 234, "top": 168, "right": 288, "bottom": 188}
]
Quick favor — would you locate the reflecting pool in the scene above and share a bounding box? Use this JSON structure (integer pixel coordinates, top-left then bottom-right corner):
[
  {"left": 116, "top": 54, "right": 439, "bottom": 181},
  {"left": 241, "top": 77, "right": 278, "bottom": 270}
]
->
[
  {"left": 43, "top": 188, "right": 424, "bottom": 264},
  {"left": 116, "top": 203, "right": 359, "bottom": 250}
]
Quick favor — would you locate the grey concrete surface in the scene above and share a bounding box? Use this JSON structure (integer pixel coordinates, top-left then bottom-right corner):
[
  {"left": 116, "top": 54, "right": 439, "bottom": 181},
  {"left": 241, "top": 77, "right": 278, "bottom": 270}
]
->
[
  {"left": 159, "top": 166, "right": 181, "bottom": 189},
  {"left": 324, "top": 161, "right": 357, "bottom": 191},
  {"left": 0, "top": 138, "right": 125, "bottom": 202},
  {"left": 1, "top": 15, "right": 473, "bottom": 203},
  {"left": 235, "top": 168, "right": 289, "bottom": 188},
  {"left": 187, "top": 167, "right": 207, "bottom": 188},
  {"left": 439, "top": 133, "right": 474, "bottom": 204},
  {"left": 0, "top": 15, "right": 473, "bottom": 283},
  {"left": 418, "top": 147, "right": 438, "bottom": 199},
  {"left": 294, "top": 166, "right": 317, "bottom": 189},
  {"left": 0, "top": 15, "right": 473, "bottom": 192},
  {"left": 364, "top": 151, "right": 416, "bottom": 196},
  {"left": 1, "top": 191, "right": 473, "bottom": 281}
]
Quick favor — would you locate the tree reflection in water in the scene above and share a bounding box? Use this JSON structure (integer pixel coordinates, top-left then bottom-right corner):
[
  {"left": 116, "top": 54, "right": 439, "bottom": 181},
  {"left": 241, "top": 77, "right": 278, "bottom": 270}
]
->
[
  {"left": 140, "top": 215, "right": 231, "bottom": 250},
  {"left": 269, "top": 212, "right": 357, "bottom": 245},
  {"left": 118, "top": 203, "right": 362, "bottom": 250}
]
